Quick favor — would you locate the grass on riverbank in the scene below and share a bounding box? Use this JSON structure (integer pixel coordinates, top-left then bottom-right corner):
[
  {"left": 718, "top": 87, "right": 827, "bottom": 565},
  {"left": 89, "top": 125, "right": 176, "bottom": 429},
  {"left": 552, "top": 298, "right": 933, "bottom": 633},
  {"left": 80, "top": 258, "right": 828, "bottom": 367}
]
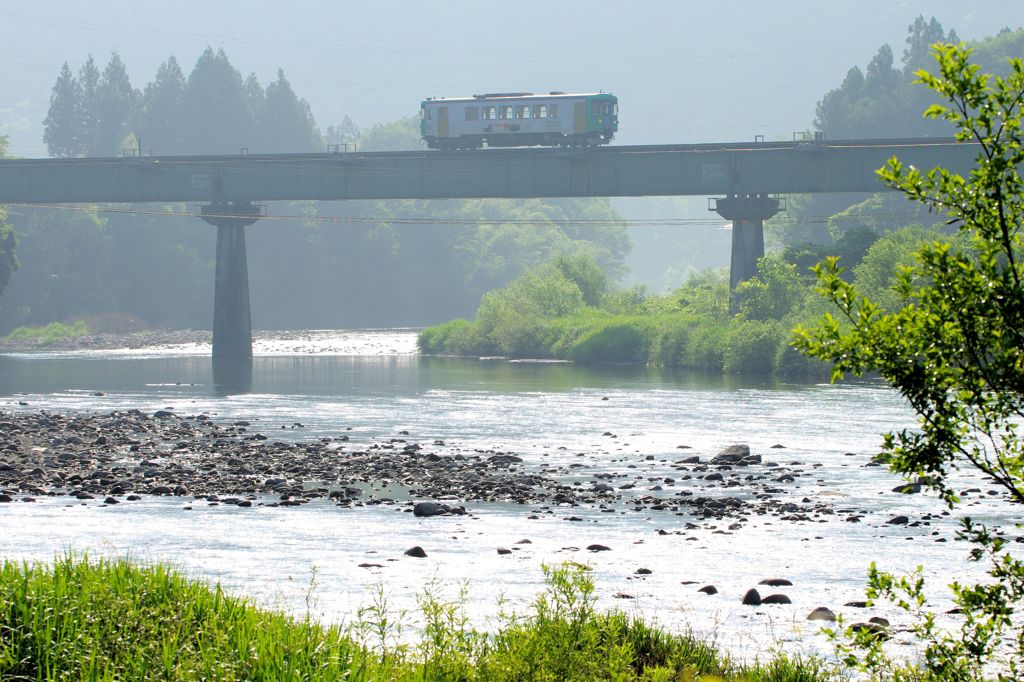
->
[
  {"left": 0, "top": 556, "right": 834, "bottom": 681},
  {"left": 5, "top": 319, "right": 89, "bottom": 342}
]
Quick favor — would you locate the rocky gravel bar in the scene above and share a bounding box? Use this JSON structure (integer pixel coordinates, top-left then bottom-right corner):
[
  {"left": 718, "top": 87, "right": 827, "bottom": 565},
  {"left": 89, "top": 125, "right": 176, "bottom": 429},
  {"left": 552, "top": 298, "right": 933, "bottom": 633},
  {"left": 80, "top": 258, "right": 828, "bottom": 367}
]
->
[{"left": 0, "top": 408, "right": 994, "bottom": 539}]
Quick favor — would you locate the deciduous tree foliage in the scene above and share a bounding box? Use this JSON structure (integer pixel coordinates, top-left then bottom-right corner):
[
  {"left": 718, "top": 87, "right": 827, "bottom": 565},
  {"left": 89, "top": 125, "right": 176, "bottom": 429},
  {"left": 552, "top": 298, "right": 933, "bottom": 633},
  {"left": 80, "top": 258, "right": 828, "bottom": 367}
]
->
[{"left": 796, "top": 44, "right": 1024, "bottom": 680}]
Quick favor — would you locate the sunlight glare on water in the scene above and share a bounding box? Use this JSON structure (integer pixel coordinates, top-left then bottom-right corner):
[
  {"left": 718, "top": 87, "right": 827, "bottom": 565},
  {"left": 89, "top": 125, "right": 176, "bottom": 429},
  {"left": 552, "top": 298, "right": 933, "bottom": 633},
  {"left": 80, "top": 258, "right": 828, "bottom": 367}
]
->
[{"left": 0, "top": 330, "right": 1018, "bottom": 663}]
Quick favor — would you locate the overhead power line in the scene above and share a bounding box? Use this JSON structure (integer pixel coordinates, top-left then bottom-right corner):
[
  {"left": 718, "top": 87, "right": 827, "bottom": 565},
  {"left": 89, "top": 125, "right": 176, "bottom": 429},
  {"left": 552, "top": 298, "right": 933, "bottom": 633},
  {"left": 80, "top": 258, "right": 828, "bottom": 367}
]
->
[{"left": 3, "top": 201, "right": 934, "bottom": 229}]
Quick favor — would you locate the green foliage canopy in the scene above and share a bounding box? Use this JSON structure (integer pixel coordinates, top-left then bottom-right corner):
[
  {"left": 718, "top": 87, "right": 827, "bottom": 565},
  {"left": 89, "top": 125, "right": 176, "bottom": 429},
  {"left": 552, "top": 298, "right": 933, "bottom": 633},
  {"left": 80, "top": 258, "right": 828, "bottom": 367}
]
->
[{"left": 796, "top": 44, "right": 1024, "bottom": 679}]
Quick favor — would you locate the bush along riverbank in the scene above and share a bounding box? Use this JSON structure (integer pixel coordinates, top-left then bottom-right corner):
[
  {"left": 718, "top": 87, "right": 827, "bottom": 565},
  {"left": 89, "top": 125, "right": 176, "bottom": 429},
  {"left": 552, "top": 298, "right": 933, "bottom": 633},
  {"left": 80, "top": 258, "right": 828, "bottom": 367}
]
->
[
  {"left": 0, "top": 556, "right": 833, "bottom": 681},
  {"left": 418, "top": 229, "right": 956, "bottom": 378}
]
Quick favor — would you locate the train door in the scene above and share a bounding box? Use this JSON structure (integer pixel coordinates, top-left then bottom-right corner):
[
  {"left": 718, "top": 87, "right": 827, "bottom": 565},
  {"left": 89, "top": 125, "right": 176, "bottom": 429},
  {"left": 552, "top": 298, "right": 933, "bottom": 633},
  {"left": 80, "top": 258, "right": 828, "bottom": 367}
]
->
[
  {"left": 438, "top": 107, "right": 450, "bottom": 138},
  {"left": 574, "top": 101, "right": 586, "bottom": 135}
]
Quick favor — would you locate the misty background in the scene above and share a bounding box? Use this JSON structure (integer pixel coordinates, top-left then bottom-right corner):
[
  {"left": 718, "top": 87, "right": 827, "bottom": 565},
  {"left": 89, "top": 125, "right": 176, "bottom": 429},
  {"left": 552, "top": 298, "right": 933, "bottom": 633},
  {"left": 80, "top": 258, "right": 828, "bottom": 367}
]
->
[{"left": 0, "top": 1, "right": 1021, "bottom": 333}]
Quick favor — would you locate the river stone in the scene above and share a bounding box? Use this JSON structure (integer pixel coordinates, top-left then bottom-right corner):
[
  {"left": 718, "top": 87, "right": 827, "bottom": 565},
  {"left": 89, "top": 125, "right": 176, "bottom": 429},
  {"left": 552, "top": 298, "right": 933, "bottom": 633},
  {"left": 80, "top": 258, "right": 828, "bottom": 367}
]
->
[
  {"left": 404, "top": 546, "right": 427, "bottom": 558},
  {"left": 712, "top": 444, "right": 750, "bottom": 465},
  {"left": 807, "top": 607, "right": 837, "bottom": 622},
  {"left": 886, "top": 515, "right": 910, "bottom": 525},
  {"left": 587, "top": 543, "right": 611, "bottom": 552},
  {"left": 850, "top": 622, "right": 888, "bottom": 639},
  {"left": 845, "top": 600, "right": 868, "bottom": 608},
  {"left": 761, "top": 593, "right": 792, "bottom": 604},
  {"left": 0, "top": 494, "right": 12, "bottom": 503},
  {"left": 869, "top": 616, "right": 890, "bottom": 627},
  {"left": 742, "top": 588, "right": 762, "bottom": 605},
  {"left": 497, "top": 548, "right": 512, "bottom": 555},
  {"left": 635, "top": 568, "right": 653, "bottom": 575},
  {"left": 413, "top": 502, "right": 447, "bottom": 517},
  {"left": 892, "top": 482, "right": 922, "bottom": 494},
  {"left": 759, "top": 578, "right": 793, "bottom": 586},
  {"left": 698, "top": 585, "right": 718, "bottom": 595}
]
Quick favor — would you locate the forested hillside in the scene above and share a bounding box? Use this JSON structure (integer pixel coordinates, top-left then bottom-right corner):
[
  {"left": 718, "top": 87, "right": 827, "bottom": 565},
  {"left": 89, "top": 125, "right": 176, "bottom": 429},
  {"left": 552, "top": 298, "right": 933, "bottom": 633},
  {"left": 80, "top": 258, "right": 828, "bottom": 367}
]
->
[{"left": 0, "top": 50, "right": 628, "bottom": 333}]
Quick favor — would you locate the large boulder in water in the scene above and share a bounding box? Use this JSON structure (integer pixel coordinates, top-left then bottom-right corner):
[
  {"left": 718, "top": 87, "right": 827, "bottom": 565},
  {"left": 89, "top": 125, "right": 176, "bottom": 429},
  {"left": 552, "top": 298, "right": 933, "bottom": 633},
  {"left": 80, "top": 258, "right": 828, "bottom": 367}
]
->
[
  {"left": 413, "top": 502, "right": 447, "bottom": 517},
  {"left": 712, "top": 444, "right": 750, "bottom": 465},
  {"left": 413, "top": 501, "right": 466, "bottom": 517}
]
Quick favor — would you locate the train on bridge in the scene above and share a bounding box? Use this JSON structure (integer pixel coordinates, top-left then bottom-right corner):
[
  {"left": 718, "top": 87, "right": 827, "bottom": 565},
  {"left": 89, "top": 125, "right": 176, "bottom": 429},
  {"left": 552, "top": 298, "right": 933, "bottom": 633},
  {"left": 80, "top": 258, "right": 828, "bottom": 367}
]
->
[{"left": 420, "top": 92, "right": 618, "bottom": 150}]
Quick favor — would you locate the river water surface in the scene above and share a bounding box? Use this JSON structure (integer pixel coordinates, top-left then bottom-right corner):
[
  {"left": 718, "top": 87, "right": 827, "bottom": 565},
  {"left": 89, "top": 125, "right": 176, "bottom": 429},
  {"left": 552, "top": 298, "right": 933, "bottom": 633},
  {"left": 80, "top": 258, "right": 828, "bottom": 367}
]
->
[{"left": 0, "top": 330, "right": 1017, "bottom": 664}]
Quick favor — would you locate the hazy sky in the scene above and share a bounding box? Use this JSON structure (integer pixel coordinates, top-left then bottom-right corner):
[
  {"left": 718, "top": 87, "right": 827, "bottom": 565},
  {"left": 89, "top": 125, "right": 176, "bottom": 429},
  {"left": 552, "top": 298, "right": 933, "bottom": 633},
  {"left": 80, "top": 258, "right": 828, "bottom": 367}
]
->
[{"left": 1, "top": 1, "right": 1021, "bottom": 157}]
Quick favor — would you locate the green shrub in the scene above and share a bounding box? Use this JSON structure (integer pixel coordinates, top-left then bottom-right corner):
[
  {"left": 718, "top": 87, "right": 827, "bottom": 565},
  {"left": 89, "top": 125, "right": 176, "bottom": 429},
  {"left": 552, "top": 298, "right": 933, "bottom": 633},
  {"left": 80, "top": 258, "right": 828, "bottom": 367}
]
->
[
  {"left": 417, "top": 318, "right": 488, "bottom": 355},
  {"left": 723, "top": 319, "right": 784, "bottom": 374},
  {"left": 775, "top": 339, "right": 830, "bottom": 379},
  {"left": 6, "top": 319, "right": 89, "bottom": 341},
  {"left": 681, "top": 319, "right": 728, "bottom": 371},
  {"left": 566, "top": 321, "right": 651, "bottom": 364},
  {"left": 649, "top": 316, "right": 692, "bottom": 366}
]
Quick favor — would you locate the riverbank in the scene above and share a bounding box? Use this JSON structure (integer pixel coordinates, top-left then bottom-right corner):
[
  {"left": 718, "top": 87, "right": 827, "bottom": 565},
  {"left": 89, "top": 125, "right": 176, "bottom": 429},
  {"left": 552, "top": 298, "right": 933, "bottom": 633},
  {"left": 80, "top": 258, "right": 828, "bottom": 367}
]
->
[{"left": 0, "top": 556, "right": 831, "bottom": 681}]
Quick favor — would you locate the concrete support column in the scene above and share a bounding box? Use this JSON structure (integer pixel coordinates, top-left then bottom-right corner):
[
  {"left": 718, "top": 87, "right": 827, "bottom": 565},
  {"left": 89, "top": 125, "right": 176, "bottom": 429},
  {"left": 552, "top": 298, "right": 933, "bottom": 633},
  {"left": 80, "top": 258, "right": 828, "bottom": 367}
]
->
[
  {"left": 710, "top": 194, "right": 781, "bottom": 291},
  {"left": 201, "top": 202, "right": 262, "bottom": 361}
]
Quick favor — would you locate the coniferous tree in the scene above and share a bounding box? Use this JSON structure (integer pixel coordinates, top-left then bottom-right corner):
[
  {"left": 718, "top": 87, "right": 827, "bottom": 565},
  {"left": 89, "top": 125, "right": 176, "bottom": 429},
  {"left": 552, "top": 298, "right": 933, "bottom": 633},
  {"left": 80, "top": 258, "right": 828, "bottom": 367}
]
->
[
  {"left": 182, "top": 47, "right": 251, "bottom": 154},
  {"left": 43, "top": 62, "right": 82, "bottom": 157},
  {"left": 76, "top": 55, "right": 101, "bottom": 155},
  {"left": 242, "top": 72, "right": 265, "bottom": 148},
  {"left": 261, "top": 69, "right": 319, "bottom": 152},
  {"left": 138, "top": 56, "right": 186, "bottom": 154},
  {"left": 94, "top": 52, "right": 138, "bottom": 156}
]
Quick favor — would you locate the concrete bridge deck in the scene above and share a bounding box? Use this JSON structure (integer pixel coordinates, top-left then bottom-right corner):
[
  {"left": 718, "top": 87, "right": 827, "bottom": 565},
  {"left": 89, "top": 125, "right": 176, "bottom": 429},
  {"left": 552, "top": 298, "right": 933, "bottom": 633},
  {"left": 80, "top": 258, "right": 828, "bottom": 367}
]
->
[{"left": 0, "top": 138, "right": 977, "bottom": 204}]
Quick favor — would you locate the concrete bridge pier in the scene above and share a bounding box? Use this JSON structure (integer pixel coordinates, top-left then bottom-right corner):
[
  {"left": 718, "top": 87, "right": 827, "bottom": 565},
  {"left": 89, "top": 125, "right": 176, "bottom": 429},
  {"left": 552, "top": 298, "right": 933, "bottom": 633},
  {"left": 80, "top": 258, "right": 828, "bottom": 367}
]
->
[
  {"left": 201, "top": 202, "right": 262, "bottom": 364},
  {"left": 711, "top": 194, "right": 781, "bottom": 292}
]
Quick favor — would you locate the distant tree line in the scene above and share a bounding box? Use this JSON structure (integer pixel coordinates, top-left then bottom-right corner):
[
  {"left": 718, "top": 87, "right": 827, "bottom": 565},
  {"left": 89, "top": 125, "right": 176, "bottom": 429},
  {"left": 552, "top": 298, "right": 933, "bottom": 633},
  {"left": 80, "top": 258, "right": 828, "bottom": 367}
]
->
[
  {"left": 771, "top": 18, "right": 1024, "bottom": 254},
  {"left": 43, "top": 48, "right": 319, "bottom": 157},
  {"left": 815, "top": 17, "right": 1024, "bottom": 139},
  {"left": 0, "top": 50, "right": 628, "bottom": 333}
]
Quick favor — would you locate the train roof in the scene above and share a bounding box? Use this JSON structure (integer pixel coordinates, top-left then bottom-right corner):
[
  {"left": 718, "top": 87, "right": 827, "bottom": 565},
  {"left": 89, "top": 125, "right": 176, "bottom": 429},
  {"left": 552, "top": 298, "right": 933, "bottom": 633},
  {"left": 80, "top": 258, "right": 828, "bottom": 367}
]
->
[{"left": 422, "top": 92, "right": 615, "bottom": 104}]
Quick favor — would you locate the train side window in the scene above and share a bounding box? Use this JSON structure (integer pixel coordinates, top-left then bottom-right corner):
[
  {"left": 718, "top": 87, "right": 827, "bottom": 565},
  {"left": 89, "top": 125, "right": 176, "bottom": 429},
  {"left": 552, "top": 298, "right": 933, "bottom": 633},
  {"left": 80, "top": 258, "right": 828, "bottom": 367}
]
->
[
  {"left": 549, "top": 103, "right": 558, "bottom": 118},
  {"left": 592, "top": 102, "right": 600, "bottom": 115},
  {"left": 498, "top": 106, "right": 513, "bottom": 120},
  {"left": 483, "top": 106, "right": 496, "bottom": 120},
  {"left": 465, "top": 107, "right": 479, "bottom": 121},
  {"left": 534, "top": 105, "right": 547, "bottom": 118},
  {"left": 516, "top": 105, "right": 529, "bottom": 119}
]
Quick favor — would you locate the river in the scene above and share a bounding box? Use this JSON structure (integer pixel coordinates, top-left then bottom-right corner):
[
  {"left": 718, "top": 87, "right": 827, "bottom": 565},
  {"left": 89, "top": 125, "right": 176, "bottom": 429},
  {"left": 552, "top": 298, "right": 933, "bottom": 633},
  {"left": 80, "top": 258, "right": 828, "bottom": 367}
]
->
[{"left": 0, "top": 330, "right": 1016, "bottom": 664}]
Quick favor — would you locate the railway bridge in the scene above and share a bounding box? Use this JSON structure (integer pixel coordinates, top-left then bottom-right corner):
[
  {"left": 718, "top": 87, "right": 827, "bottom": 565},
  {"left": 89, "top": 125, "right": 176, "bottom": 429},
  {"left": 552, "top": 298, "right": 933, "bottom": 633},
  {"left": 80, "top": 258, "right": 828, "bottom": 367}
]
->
[{"left": 0, "top": 137, "right": 979, "bottom": 376}]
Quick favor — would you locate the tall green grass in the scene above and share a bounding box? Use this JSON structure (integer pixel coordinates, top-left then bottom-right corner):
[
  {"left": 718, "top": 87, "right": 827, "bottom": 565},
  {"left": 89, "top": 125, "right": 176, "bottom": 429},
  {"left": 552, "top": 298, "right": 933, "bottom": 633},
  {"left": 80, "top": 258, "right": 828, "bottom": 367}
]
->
[
  {"left": 0, "top": 557, "right": 837, "bottom": 681},
  {"left": 6, "top": 319, "right": 90, "bottom": 342}
]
